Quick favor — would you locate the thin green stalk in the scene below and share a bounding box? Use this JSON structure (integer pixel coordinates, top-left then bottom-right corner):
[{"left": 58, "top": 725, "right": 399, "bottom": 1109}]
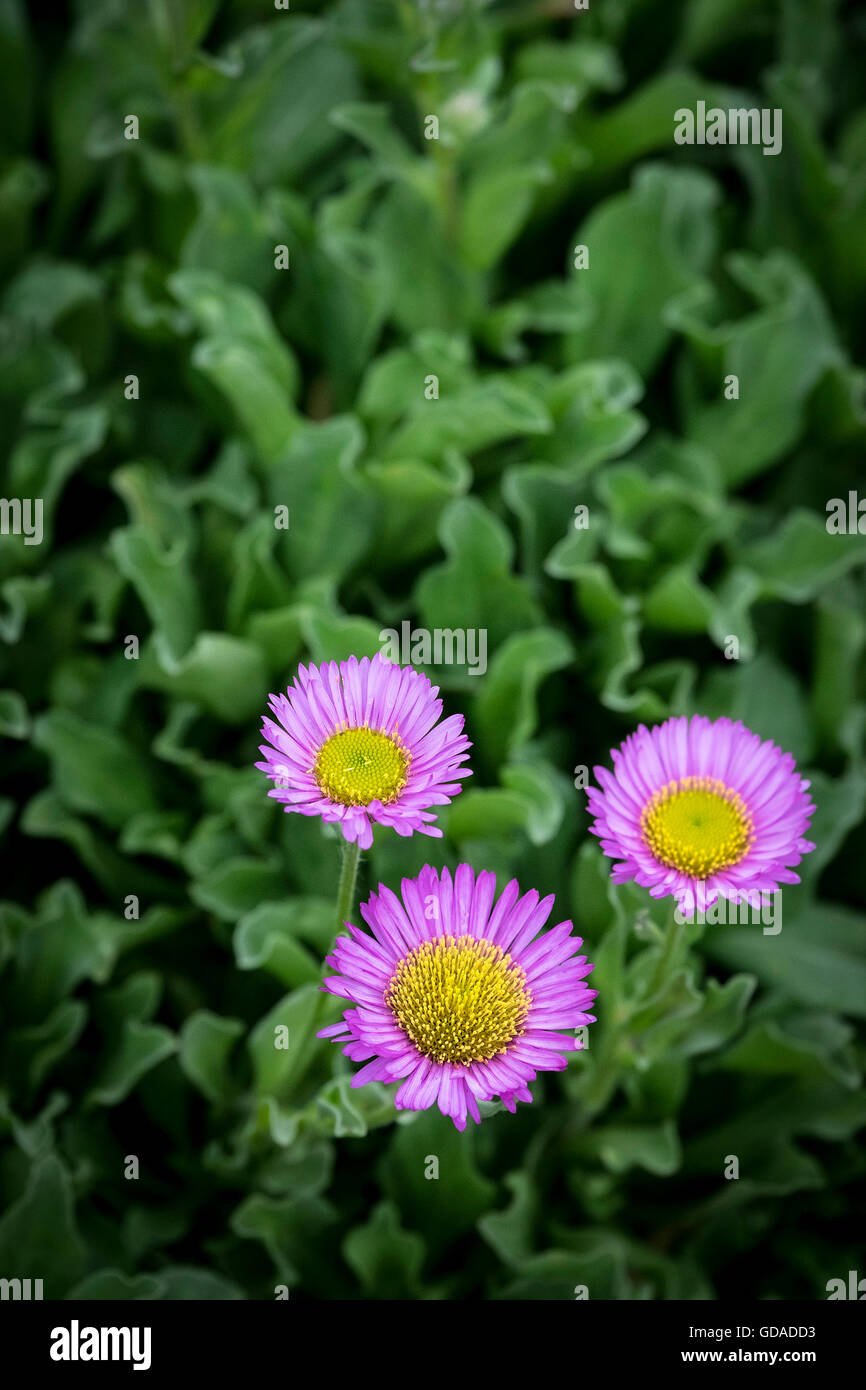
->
[
  {"left": 581, "top": 1022, "right": 624, "bottom": 1118},
  {"left": 335, "top": 838, "right": 362, "bottom": 932},
  {"left": 648, "top": 913, "right": 687, "bottom": 999}
]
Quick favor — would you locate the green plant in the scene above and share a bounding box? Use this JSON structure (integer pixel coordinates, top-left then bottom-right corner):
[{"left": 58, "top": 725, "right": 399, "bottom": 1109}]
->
[{"left": 1, "top": 0, "right": 864, "bottom": 1301}]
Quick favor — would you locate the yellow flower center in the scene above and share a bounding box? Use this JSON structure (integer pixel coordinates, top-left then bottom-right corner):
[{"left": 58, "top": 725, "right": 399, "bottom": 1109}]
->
[
  {"left": 386, "top": 934, "right": 531, "bottom": 1066},
  {"left": 313, "top": 727, "right": 410, "bottom": 806},
  {"left": 641, "top": 776, "right": 753, "bottom": 878}
]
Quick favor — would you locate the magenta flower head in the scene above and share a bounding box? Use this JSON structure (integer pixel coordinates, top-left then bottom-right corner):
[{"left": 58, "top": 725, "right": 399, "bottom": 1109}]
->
[
  {"left": 317, "top": 864, "right": 598, "bottom": 1130},
  {"left": 587, "top": 715, "right": 816, "bottom": 915},
  {"left": 255, "top": 653, "right": 472, "bottom": 850}
]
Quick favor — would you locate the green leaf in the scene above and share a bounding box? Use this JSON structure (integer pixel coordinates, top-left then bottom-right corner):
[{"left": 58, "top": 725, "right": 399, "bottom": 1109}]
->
[
  {"left": 698, "top": 653, "right": 814, "bottom": 764},
  {"left": 478, "top": 1172, "right": 536, "bottom": 1269},
  {"left": 414, "top": 498, "right": 542, "bottom": 656},
  {"left": 180, "top": 166, "right": 277, "bottom": 296},
  {"left": 473, "top": 628, "right": 573, "bottom": 767},
  {"left": 201, "top": 22, "right": 360, "bottom": 186},
  {"left": 579, "top": 1120, "right": 681, "bottom": 1176},
  {"left": 170, "top": 268, "right": 299, "bottom": 402},
  {"left": 673, "top": 254, "right": 844, "bottom": 484},
  {"left": 141, "top": 632, "right": 267, "bottom": 724},
  {"left": 371, "top": 181, "right": 483, "bottom": 334},
  {"left": 379, "top": 1107, "right": 496, "bottom": 1257},
  {"left": 342, "top": 1201, "right": 426, "bottom": 1298},
  {"left": 178, "top": 1011, "right": 244, "bottom": 1103},
  {"left": 233, "top": 901, "right": 325, "bottom": 988},
  {"left": 231, "top": 1191, "right": 337, "bottom": 1291},
  {"left": 330, "top": 103, "right": 422, "bottom": 180},
  {"left": 86, "top": 972, "right": 176, "bottom": 1107},
  {"left": 0, "top": 688, "right": 29, "bottom": 737},
  {"left": 460, "top": 164, "right": 551, "bottom": 270},
  {"left": 299, "top": 608, "right": 383, "bottom": 666},
  {"left": 190, "top": 334, "right": 301, "bottom": 465},
  {"left": 32, "top": 711, "right": 158, "bottom": 828},
  {"left": 740, "top": 509, "right": 866, "bottom": 602},
  {"left": 364, "top": 453, "right": 470, "bottom": 569},
  {"left": 65, "top": 1270, "right": 161, "bottom": 1300},
  {"left": 267, "top": 417, "right": 376, "bottom": 583},
  {"left": 249, "top": 983, "right": 323, "bottom": 1103},
  {"left": 446, "top": 759, "right": 565, "bottom": 849},
  {"left": 564, "top": 164, "right": 719, "bottom": 378},
  {"left": 6, "top": 998, "right": 87, "bottom": 1094},
  {"left": 385, "top": 377, "right": 551, "bottom": 461},
  {"left": 191, "top": 857, "right": 289, "bottom": 922},
  {"left": 707, "top": 902, "right": 866, "bottom": 1018},
  {"left": 110, "top": 525, "right": 200, "bottom": 663},
  {"left": 0, "top": 1154, "right": 86, "bottom": 1296},
  {"left": 150, "top": 1267, "right": 246, "bottom": 1301}
]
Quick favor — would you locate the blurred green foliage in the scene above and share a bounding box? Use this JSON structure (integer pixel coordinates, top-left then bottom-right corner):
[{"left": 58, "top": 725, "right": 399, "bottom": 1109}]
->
[{"left": 1, "top": 0, "right": 865, "bottom": 1300}]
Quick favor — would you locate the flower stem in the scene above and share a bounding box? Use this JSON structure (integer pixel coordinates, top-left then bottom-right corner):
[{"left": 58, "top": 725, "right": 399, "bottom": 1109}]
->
[
  {"left": 648, "top": 913, "right": 686, "bottom": 998},
  {"left": 581, "top": 1023, "right": 624, "bottom": 1118},
  {"left": 335, "top": 838, "right": 362, "bottom": 932}
]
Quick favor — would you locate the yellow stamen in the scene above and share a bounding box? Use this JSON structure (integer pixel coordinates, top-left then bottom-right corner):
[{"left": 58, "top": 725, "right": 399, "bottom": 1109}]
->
[
  {"left": 386, "top": 934, "right": 531, "bottom": 1066},
  {"left": 641, "top": 776, "right": 753, "bottom": 878},
  {"left": 314, "top": 726, "right": 409, "bottom": 806}
]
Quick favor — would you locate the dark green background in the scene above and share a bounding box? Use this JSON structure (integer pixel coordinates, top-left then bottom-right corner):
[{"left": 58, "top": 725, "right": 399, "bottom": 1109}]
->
[{"left": 1, "top": 0, "right": 864, "bottom": 1300}]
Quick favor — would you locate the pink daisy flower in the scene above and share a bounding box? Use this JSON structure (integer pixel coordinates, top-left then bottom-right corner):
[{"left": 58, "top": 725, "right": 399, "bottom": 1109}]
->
[
  {"left": 317, "top": 864, "right": 598, "bottom": 1130},
  {"left": 587, "top": 715, "right": 816, "bottom": 915},
  {"left": 255, "top": 653, "right": 471, "bottom": 850}
]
